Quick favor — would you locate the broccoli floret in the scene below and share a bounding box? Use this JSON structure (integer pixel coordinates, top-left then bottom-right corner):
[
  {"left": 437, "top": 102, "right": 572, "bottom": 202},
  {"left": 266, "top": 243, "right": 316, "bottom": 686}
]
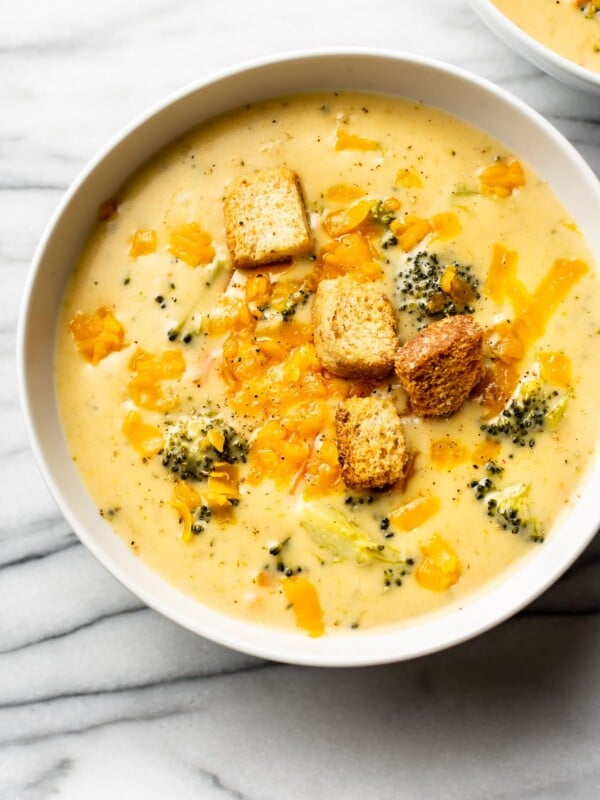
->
[
  {"left": 162, "top": 409, "right": 248, "bottom": 480},
  {"left": 394, "top": 251, "right": 479, "bottom": 323},
  {"left": 481, "top": 369, "right": 571, "bottom": 447},
  {"left": 484, "top": 483, "right": 543, "bottom": 541},
  {"left": 370, "top": 200, "right": 397, "bottom": 227}
]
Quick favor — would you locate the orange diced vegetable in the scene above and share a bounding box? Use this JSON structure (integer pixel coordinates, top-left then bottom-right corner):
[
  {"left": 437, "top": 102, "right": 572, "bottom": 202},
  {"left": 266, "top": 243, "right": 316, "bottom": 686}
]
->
[
  {"left": 416, "top": 535, "right": 461, "bottom": 592},
  {"left": 335, "top": 131, "right": 379, "bottom": 151},
  {"left": 538, "top": 352, "right": 572, "bottom": 388},
  {"left": 129, "top": 229, "right": 157, "bottom": 258},
  {"left": 282, "top": 576, "right": 325, "bottom": 637},
  {"left": 479, "top": 160, "right": 525, "bottom": 198},
  {"left": 430, "top": 438, "right": 470, "bottom": 469},
  {"left": 122, "top": 410, "right": 165, "bottom": 458},
  {"left": 169, "top": 223, "right": 215, "bottom": 266},
  {"left": 389, "top": 495, "right": 441, "bottom": 531},
  {"left": 394, "top": 168, "right": 423, "bottom": 189},
  {"left": 69, "top": 307, "right": 126, "bottom": 365},
  {"left": 324, "top": 183, "right": 365, "bottom": 203}
]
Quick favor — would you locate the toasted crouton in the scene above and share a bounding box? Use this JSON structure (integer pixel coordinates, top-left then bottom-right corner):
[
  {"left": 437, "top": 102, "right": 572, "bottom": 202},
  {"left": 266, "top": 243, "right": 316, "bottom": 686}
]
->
[
  {"left": 335, "top": 396, "right": 409, "bottom": 490},
  {"left": 394, "top": 315, "right": 483, "bottom": 417},
  {"left": 312, "top": 276, "right": 398, "bottom": 380},
  {"left": 223, "top": 166, "right": 312, "bottom": 268}
]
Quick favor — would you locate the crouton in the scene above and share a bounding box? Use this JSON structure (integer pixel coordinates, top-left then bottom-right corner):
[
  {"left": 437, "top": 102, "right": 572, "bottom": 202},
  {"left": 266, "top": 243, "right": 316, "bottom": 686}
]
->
[
  {"left": 312, "top": 276, "right": 398, "bottom": 379},
  {"left": 223, "top": 166, "right": 312, "bottom": 268},
  {"left": 394, "top": 314, "right": 483, "bottom": 417},
  {"left": 335, "top": 396, "right": 409, "bottom": 490}
]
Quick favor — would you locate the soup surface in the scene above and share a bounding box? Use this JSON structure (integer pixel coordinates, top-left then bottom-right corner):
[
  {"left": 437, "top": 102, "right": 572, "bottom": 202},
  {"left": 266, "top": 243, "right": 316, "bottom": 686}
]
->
[
  {"left": 492, "top": 0, "right": 600, "bottom": 73},
  {"left": 55, "top": 91, "right": 600, "bottom": 637}
]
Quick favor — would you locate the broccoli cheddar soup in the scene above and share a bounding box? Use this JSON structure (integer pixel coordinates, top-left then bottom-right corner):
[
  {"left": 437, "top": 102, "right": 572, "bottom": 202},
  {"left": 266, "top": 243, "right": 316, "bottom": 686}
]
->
[
  {"left": 492, "top": 0, "right": 600, "bottom": 73},
  {"left": 55, "top": 92, "right": 600, "bottom": 637}
]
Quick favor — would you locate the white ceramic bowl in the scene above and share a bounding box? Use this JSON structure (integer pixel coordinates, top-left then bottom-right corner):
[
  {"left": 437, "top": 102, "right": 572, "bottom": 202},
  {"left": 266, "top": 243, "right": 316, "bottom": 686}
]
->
[
  {"left": 470, "top": 0, "right": 600, "bottom": 95},
  {"left": 18, "top": 49, "right": 600, "bottom": 667}
]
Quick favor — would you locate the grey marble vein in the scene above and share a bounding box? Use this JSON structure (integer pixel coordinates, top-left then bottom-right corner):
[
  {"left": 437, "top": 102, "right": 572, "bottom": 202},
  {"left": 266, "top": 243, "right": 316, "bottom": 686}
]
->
[{"left": 3, "top": 0, "right": 600, "bottom": 798}]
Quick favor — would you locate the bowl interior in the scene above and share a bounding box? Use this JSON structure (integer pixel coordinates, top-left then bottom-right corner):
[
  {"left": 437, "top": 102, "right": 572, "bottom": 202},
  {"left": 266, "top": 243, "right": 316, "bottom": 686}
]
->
[
  {"left": 18, "top": 50, "right": 600, "bottom": 666},
  {"left": 469, "top": 0, "right": 600, "bottom": 95}
]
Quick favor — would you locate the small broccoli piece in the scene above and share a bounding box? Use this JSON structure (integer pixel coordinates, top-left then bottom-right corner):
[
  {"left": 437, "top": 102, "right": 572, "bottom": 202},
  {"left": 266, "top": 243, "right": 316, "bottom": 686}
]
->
[
  {"left": 394, "top": 251, "right": 480, "bottom": 323},
  {"left": 481, "top": 369, "right": 571, "bottom": 447},
  {"left": 259, "top": 278, "right": 314, "bottom": 322},
  {"left": 484, "top": 483, "right": 543, "bottom": 541},
  {"left": 162, "top": 409, "right": 248, "bottom": 480},
  {"left": 191, "top": 504, "right": 212, "bottom": 534},
  {"left": 370, "top": 200, "right": 397, "bottom": 227}
]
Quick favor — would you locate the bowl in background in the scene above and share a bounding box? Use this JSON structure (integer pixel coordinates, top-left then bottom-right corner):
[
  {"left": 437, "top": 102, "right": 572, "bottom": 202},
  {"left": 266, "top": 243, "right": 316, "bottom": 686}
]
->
[
  {"left": 469, "top": 0, "right": 600, "bottom": 96},
  {"left": 17, "top": 49, "right": 600, "bottom": 666}
]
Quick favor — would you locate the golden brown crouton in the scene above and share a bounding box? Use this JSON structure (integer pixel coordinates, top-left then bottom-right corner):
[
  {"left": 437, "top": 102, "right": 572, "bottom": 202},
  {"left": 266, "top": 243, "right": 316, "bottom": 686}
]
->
[
  {"left": 394, "top": 315, "right": 483, "bottom": 417},
  {"left": 335, "top": 396, "right": 409, "bottom": 490},
  {"left": 223, "top": 166, "right": 312, "bottom": 268},
  {"left": 312, "top": 276, "right": 398, "bottom": 380}
]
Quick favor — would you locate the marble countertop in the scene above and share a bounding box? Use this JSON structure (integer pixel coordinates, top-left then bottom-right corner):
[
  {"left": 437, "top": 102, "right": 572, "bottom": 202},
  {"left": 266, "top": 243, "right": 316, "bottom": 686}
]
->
[{"left": 3, "top": 1, "right": 600, "bottom": 797}]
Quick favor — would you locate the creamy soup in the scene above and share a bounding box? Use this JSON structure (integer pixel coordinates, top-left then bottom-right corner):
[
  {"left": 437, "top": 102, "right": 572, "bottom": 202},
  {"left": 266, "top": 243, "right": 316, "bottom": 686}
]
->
[
  {"left": 492, "top": 0, "right": 600, "bottom": 73},
  {"left": 55, "top": 92, "right": 600, "bottom": 637}
]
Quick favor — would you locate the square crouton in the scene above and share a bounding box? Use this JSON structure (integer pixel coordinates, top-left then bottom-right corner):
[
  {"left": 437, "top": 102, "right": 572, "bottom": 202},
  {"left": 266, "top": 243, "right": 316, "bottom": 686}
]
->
[
  {"left": 394, "top": 314, "right": 483, "bottom": 417},
  {"left": 335, "top": 396, "right": 409, "bottom": 490},
  {"left": 223, "top": 166, "right": 312, "bottom": 268},
  {"left": 312, "top": 276, "right": 398, "bottom": 380}
]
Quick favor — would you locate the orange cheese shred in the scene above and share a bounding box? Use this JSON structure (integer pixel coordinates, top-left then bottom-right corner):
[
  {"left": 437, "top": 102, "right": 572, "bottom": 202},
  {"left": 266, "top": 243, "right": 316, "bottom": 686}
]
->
[
  {"left": 416, "top": 535, "right": 462, "bottom": 592},
  {"left": 169, "top": 223, "right": 215, "bottom": 266},
  {"left": 122, "top": 410, "right": 165, "bottom": 458},
  {"left": 389, "top": 495, "right": 441, "bottom": 532},
  {"left": 69, "top": 307, "right": 126, "bottom": 365},
  {"left": 335, "top": 131, "right": 379, "bottom": 151},
  {"left": 282, "top": 576, "right": 325, "bottom": 637}
]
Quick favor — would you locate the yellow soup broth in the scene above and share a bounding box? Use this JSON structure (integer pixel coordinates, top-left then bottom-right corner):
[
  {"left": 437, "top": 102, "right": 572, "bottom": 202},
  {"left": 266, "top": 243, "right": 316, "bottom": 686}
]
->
[
  {"left": 492, "top": 0, "right": 600, "bottom": 73},
  {"left": 55, "top": 92, "right": 600, "bottom": 636}
]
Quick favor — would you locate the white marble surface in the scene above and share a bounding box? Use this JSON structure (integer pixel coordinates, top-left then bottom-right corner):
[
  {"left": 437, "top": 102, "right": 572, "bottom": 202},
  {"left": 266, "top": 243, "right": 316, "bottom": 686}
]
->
[{"left": 3, "top": 0, "right": 600, "bottom": 797}]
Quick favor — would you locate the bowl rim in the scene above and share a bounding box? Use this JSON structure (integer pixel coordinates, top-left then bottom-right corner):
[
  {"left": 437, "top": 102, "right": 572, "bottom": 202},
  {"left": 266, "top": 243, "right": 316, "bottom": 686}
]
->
[
  {"left": 469, "top": 0, "right": 600, "bottom": 94},
  {"left": 17, "top": 47, "right": 600, "bottom": 667}
]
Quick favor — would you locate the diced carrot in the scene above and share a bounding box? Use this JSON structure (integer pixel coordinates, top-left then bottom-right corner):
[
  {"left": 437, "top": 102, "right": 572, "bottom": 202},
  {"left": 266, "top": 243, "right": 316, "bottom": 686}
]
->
[
  {"left": 169, "top": 223, "right": 215, "bottom": 266},
  {"left": 335, "top": 131, "right": 379, "bottom": 151},
  {"left": 416, "top": 535, "right": 461, "bottom": 592},
  {"left": 129, "top": 229, "right": 157, "bottom": 258},
  {"left": 122, "top": 410, "right": 165, "bottom": 458},
  {"left": 389, "top": 495, "right": 441, "bottom": 531},
  {"left": 282, "top": 576, "right": 325, "bottom": 637},
  {"left": 69, "top": 307, "right": 126, "bottom": 365}
]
